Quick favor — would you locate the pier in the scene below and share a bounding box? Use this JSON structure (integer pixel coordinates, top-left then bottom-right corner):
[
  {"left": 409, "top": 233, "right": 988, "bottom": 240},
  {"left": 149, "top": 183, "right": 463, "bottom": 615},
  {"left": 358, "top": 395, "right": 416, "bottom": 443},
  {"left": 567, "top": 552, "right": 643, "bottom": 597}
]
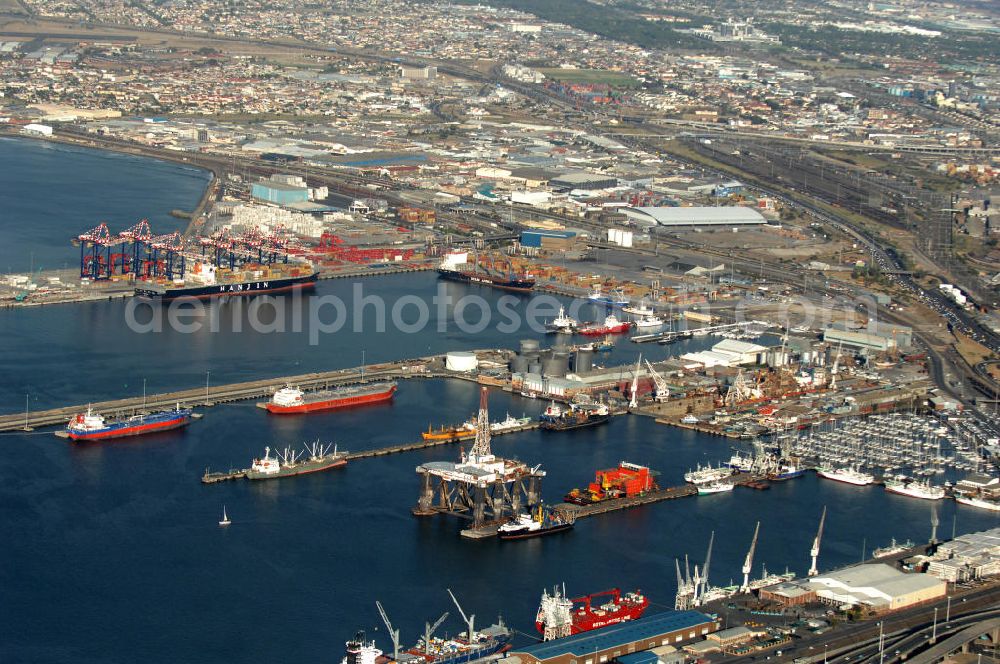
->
[{"left": 0, "top": 349, "right": 513, "bottom": 432}]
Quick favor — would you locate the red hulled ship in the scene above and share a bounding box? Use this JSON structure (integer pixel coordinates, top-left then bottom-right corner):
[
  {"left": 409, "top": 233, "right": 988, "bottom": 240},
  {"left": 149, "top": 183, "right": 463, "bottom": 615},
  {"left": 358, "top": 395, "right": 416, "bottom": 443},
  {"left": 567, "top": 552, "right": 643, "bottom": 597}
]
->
[
  {"left": 535, "top": 587, "right": 649, "bottom": 640},
  {"left": 579, "top": 315, "right": 632, "bottom": 336},
  {"left": 263, "top": 381, "right": 397, "bottom": 414}
]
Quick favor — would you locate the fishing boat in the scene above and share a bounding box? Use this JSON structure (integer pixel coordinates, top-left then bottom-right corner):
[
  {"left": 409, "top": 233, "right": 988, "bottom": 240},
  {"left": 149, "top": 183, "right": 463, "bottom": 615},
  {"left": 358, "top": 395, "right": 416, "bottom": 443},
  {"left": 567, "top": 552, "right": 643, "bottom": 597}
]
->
[
  {"left": 816, "top": 466, "right": 876, "bottom": 486},
  {"left": 633, "top": 315, "right": 665, "bottom": 329},
  {"left": 588, "top": 285, "right": 628, "bottom": 308},
  {"left": 884, "top": 479, "right": 946, "bottom": 501},
  {"left": 490, "top": 413, "right": 531, "bottom": 433},
  {"left": 498, "top": 506, "right": 574, "bottom": 540},
  {"left": 954, "top": 494, "right": 1000, "bottom": 511},
  {"left": 622, "top": 303, "right": 655, "bottom": 317},
  {"left": 697, "top": 482, "right": 735, "bottom": 495}
]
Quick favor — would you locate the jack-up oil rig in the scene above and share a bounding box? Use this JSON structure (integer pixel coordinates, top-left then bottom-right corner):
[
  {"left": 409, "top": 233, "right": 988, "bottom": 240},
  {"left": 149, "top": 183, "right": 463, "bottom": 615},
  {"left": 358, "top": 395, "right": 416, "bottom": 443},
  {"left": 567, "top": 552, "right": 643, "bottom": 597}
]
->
[{"left": 413, "top": 387, "right": 544, "bottom": 537}]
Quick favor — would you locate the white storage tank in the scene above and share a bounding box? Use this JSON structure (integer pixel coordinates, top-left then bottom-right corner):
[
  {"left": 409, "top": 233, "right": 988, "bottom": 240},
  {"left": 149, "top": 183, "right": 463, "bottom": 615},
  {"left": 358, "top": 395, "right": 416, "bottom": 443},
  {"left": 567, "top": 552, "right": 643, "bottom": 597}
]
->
[{"left": 445, "top": 351, "right": 478, "bottom": 372}]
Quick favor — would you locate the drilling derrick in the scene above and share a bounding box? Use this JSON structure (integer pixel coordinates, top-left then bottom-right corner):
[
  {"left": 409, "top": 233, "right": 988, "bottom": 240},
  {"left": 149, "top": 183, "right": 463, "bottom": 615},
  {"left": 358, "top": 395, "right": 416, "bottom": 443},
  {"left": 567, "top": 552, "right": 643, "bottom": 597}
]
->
[{"left": 413, "top": 387, "right": 544, "bottom": 536}]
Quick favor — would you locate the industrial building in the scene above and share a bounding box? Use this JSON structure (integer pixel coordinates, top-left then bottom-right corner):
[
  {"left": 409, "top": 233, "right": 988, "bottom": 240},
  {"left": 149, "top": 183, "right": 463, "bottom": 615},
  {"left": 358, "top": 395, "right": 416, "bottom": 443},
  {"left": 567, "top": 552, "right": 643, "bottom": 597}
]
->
[
  {"left": 680, "top": 339, "right": 768, "bottom": 368},
  {"left": 550, "top": 172, "right": 619, "bottom": 191},
  {"left": 926, "top": 526, "right": 1000, "bottom": 583},
  {"left": 505, "top": 611, "right": 717, "bottom": 664},
  {"left": 621, "top": 206, "right": 766, "bottom": 227},
  {"left": 806, "top": 563, "right": 947, "bottom": 612},
  {"left": 822, "top": 325, "right": 899, "bottom": 352},
  {"left": 251, "top": 180, "right": 309, "bottom": 205}
]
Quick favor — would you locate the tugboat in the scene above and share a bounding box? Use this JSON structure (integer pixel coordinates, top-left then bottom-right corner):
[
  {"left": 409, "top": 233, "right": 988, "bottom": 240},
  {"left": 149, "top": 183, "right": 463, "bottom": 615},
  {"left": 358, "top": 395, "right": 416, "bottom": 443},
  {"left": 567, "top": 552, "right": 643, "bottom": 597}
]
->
[
  {"left": 498, "top": 505, "right": 574, "bottom": 540},
  {"left": 535, "top": 587, "right": 649, "bottom": 640},
  {"left": 545, "top": 306, "right": 579, "bottom": 333},
  {"left": 64, "top": 404, "right": 193, "bottom": 441},
  {"left": 539, "top": 402, "right": 610, "bottom": 431}
]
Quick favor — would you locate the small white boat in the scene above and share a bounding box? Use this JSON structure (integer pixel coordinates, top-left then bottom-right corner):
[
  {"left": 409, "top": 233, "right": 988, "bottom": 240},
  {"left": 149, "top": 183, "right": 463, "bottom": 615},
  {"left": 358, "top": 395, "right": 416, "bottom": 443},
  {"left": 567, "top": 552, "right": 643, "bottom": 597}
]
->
[
  {"left": 698, "top": 482, "right": 735, "bottom": 495},
  {"left": 681, "top": 414, "right": 700, "bottom": 425},
  {"left": 219, "top": 506, "right": 231, "bottom": 526},
  {"left": 622, "top": 303, "right": 655, "bottom": 317},
  {"left": 634, "top": 315, "right": 665, "bottom": 329}
]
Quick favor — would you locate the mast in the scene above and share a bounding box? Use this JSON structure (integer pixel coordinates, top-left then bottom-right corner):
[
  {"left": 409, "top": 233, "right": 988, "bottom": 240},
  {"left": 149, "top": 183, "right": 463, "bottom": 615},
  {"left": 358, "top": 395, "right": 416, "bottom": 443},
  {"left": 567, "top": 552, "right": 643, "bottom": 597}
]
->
[
  {"left": 809, "top": 505, "right": 827, "bottom": 577},
  {"left": 741, "top": 521, "right": 761, "bottom": 592}
]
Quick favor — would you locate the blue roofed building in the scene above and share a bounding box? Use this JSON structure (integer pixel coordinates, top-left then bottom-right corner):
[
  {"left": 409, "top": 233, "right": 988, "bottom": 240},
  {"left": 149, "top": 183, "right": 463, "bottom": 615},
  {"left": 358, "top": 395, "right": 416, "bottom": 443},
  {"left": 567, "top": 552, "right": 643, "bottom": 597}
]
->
[{"left": 506, "top": 611, "right": 717, "bottom": 664}]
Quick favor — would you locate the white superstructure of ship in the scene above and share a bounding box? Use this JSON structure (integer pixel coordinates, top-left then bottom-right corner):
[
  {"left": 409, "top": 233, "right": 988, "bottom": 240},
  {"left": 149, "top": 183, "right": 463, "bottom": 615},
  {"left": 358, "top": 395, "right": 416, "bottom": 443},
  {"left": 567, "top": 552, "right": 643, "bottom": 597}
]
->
[
  {"left": 546, "top": 306, "right": 580, "bottom": 333},
  {"left": 490, "top": 413, "right": 531, "bottom": 433},
  {"left": 684, "top": 462, "right": 733, "bottom": 485},
  {"left": 884, "top": 478, "right": 946, "bottom": 500},
  {"left": 816, "top": 466, "right": 876, "bottom": 486}
]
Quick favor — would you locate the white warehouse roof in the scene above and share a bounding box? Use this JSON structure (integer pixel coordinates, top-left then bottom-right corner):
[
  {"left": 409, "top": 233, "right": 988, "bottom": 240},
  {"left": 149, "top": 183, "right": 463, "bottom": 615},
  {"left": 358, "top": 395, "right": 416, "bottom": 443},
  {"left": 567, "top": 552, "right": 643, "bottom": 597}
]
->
[{"left": 623, "top": 206, "right": 766, "bottom": 227}]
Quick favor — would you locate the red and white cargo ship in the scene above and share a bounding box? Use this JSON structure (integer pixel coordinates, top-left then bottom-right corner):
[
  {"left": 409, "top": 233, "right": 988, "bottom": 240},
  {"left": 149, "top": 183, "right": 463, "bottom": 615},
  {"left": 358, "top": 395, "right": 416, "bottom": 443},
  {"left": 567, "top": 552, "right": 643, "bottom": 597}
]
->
[
  {"left": 263, "top": 381, "right": 397, "bottom": 414},
  {"left": 579, "top": 315, "right": 632, "bottom": 336},
  {"left": 535, "top": 587, "right": 649, "bottom": 640}
]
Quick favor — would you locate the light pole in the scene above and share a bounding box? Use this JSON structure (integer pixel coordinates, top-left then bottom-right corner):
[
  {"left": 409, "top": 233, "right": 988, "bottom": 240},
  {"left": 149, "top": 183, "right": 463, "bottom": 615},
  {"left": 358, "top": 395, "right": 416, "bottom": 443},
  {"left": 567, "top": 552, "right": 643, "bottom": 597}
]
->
[
  {"left": 945, "top": 595, "right": 951, "bottom": 622},
  {"left": 205, "top": 370, "right": 210, "bottom": 404},
  {"left": 878, "top": 621, "right": 885, "bottom": 664},
  {"left": 931, "top": 607, "right": 939, "bottom": 644},
  {"left": 23, "top": 393, "right": 29, "bottom": 431}
]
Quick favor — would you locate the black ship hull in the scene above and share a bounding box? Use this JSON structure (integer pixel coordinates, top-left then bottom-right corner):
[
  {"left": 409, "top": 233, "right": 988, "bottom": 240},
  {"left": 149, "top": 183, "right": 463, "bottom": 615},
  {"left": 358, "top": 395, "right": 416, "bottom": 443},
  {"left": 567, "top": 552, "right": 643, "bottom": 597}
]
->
[
  {"left": 540, "top": 414, "right": 611, "bottom": 431},
  {"left": 136, "top": 272, "right": 318, "bottom": 301},
  {"left": 437, "top": 268, "right": 535, "bottom": 292},
  {"left": 499, "top": 522, "right": 574, "bottom": 540}
]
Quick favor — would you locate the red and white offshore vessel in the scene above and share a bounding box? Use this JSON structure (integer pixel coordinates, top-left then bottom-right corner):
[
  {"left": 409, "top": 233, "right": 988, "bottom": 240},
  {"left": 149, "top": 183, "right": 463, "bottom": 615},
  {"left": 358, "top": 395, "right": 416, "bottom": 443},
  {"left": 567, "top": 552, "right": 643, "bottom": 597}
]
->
[
  {"left": 263, "top": 381, "right": 397, "bottom": 414},
  {"left": 579, "top": 315, "right": 632, "bottom": 336},
  {"left": 535, "top": 587, "right": 649, "bottom": 640}
]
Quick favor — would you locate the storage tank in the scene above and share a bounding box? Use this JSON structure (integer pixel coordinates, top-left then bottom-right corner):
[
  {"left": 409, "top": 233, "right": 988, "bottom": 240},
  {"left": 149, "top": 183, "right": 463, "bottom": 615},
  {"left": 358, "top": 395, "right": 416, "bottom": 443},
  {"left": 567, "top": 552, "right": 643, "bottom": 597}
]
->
[
  {"left": 445, "top": 351, "right": 478, "bottom": 372},
  {"left": 510, "top": 355, "right": 529, "bottom": 374},
  {"left": 528, "top": 362, "right": 542, "bottom": 375},
  {"left": 543, "top": 352, "right": 570, "bottom": 378},
  {"left": 519, "top": 339, "right": 540, "bottom": 354},
  {"left": 574, "top": 348, "right": 594, "bottom": 373}
]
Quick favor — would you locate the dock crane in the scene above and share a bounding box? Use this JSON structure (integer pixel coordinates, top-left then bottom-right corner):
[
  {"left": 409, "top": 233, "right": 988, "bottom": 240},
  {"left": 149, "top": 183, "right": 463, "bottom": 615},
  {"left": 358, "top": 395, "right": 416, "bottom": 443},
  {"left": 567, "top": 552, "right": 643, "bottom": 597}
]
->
[
  {"left": 808, "top": 505, "right": 827, "bottom": 577},
  {"left": 644, "top": 359, "right": 670, "bottom": 402},
  {"left": 628, "top": 353, "right": 642, "bottom": 410},
  {"left": 699, "top": 530, "right": 714, "bottom": 604},
  {"left": 422, "top": 612, "right": 449, "bottom": 656},
  {"left": 741, "top": 521, "right": 761, "bottom": 593},
  {"left": 447, "top": 588, "right": 476, "bottom": 641},
  {"left": 829, "top": 341, "right": 844, "bottom": 389},
  {"left": 375, "top": 601, "right": 401, "bottom": 660}
]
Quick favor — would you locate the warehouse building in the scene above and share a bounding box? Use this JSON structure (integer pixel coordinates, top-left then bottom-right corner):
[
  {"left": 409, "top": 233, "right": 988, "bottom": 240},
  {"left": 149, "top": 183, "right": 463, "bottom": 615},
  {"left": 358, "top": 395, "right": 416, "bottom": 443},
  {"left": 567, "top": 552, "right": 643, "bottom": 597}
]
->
[
  {"left": 550, "top": 172, "right": 619, "bottom": 191},
  {"left": 822, "top": 326, "right": 898, "bottom": 352},
  {"left": 622, "top": 206, "right": 766, "bottom": 227},
  {"left": 506, "top": 611, "right": 717, "bottom": 664},
  {"left": 807, "top": 563, "right": 946, "bottom": 612},
  {"left": 251, "top": 180, "right": 309, "bottom": 205},
  {"left": 926, "top": 526, "right": 1000, "bottom": 583}
]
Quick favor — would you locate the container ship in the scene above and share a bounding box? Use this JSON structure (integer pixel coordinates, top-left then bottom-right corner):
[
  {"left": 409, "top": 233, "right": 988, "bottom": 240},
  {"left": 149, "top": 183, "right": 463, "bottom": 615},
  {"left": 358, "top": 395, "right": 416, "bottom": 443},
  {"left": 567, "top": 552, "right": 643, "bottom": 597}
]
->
[
  {"left": 245, "top": 442, "right": 346, "bottom": 480},
  {"left": 564, "top": 461, "right": 657, "bottom": 505},
  {"left": 579, "top": 314, "right": 632, "bottom": 336},
  {"left": 263, "top": 381, "right": 397, "bottom": 414},
  {"left": 539, "top": 402, "right": 610, "bottom": 431},
  {"left": 535, "top": 587, "right": 649, "bottom": 640},
  {"left": 436, "top": 252, "right": 534, "bottom": 292},
  {"left": 498, "top": 506, "right": 574, "bottom": 540},
  {"left": 64, "top": 405, "right": 192, "bottom": 441},
  {"left": 816, "top": 466, "right": 875, "bottom": 486},
  {"left": 136, "top": 260, "right": 318, "bottom": 301}
]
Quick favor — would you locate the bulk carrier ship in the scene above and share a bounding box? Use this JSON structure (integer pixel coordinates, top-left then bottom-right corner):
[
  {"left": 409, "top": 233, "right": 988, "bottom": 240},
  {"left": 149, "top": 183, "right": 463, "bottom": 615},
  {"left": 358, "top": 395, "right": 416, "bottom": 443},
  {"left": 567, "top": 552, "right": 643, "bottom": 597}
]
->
[
  {"left": 263, "top": 381, "right": 397, "bottom": 414},
  {"left": 136, "top": 260, "right": 318, "bottom": 301}
]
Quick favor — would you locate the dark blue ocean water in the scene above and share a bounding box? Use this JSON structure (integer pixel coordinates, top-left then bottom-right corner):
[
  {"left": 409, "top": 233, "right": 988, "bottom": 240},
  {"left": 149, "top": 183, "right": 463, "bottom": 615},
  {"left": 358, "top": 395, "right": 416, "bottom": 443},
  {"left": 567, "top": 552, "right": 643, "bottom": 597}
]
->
[
  {"left": 0, "top": 140, "right": 997, "bottom": 664},
  {"left": 0, "top": 136, "right": 210, "bottom": 273}
]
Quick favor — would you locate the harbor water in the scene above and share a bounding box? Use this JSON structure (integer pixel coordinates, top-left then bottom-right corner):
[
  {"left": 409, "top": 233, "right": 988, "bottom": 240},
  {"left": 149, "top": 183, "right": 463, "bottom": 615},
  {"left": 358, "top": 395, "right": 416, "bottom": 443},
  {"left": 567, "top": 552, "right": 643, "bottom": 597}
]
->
[{"left": 1, "top": 139, "right": 998, "bottom": 664}]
